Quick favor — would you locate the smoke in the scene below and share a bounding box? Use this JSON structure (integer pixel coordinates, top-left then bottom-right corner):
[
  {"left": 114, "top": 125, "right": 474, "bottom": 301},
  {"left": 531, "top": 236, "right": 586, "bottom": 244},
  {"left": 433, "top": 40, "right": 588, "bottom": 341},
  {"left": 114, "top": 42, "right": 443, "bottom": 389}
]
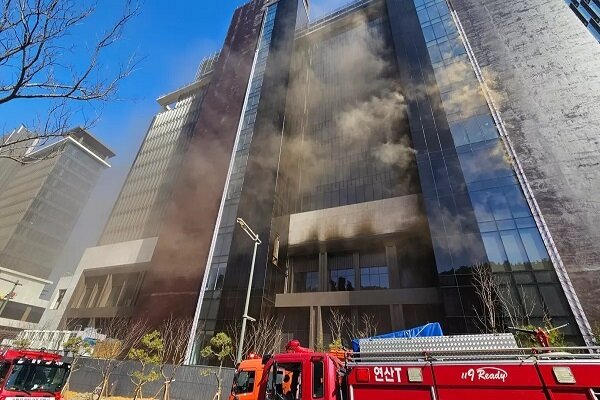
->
[
  {"left": 336, "top": 91, "right": 415, "bottom": 168},
  {"left": 284, "top": 14, "right": 417, "bottom": 213}
]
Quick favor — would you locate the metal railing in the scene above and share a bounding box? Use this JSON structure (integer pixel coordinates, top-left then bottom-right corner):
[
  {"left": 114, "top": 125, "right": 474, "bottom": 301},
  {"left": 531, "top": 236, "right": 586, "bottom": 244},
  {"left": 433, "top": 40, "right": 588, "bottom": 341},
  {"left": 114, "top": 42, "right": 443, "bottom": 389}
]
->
[
  {"left": 296, "top": 0, "right": 376, "bottom": 37},
  {"left": 346, "top": 346, "right": 600, "bottom": 365},
  {"left": 195, "top": 51, "right": 221, "bottom": 81}
]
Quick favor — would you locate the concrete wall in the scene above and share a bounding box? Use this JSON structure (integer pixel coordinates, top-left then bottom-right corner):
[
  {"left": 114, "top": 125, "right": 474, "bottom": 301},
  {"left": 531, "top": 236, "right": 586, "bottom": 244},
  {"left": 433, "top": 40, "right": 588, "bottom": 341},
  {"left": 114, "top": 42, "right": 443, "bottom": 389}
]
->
[
  {"left": 38, "top": 238, "right": 158, "bottom": 330},
  {"left": 69, "top": 358, "right": 234, "bottom": 400},
  {"left": 288, "top": 195, "right": 425, "bottom": 246}
]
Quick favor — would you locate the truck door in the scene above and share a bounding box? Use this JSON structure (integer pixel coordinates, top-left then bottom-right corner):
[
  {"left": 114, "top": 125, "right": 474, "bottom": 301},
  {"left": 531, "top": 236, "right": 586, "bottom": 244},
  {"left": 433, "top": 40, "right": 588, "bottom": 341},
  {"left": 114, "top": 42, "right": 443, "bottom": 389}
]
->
[
  {"left": 264, "top": 361, "right": 302, "bottom": 400},
  {"left": 311, "top": 356, "right": 324, "bottom": 399}
]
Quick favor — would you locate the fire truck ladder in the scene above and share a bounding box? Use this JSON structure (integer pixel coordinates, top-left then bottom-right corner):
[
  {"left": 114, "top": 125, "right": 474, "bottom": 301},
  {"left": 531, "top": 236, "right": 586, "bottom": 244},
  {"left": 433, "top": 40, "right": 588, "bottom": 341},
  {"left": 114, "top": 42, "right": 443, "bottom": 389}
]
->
[
  {"left": 347, "top": 335, "right": 600, "bottom": 364},
  {"left": 347, "top": 347, "right": 600, "bottom": 365}
]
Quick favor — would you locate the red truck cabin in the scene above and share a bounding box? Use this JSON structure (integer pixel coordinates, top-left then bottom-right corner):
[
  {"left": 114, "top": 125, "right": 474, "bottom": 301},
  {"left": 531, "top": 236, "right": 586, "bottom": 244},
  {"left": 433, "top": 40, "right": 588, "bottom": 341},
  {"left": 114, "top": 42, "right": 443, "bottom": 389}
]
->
[
  {"left": 258, "top": 352, "right": 342, "bottom": 400},
  {"left": 0, "top": 348, "right": 71, "bottom": 399}
]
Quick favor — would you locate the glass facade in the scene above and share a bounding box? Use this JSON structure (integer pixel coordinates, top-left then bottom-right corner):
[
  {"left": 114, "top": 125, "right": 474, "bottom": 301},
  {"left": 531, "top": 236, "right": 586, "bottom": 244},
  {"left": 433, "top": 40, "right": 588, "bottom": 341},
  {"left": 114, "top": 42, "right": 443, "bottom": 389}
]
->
[
  {"left": 296, "top": 17, "right": 419, "bottom": 213},
  {"left": 196, "top": 3, "right": 279, "bottom": 337},
  {"left": 412, "top": 0, "right": 578, "bottom": 338},
  {"left": 183, "top": 0, "right": 593, "bottom": 359},
  {"left": 0, "top": 140, "right": 107, "bottom": 279},
  {"left": 567, "top": 0, "right": 600, "bottom": 42},
  {"left": 100, "top": 85, "right": 209, "bottom": 245},
  {"left": 360, "top": 266, "right": 390, "bottom": 290}
]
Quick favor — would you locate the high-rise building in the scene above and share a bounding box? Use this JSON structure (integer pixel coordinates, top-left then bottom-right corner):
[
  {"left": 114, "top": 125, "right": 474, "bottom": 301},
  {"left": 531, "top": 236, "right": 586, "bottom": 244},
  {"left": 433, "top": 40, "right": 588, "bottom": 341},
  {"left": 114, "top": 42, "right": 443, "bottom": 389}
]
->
[
  {"left": 40, "top": 60, "right": 213, "bottom": 329},
  {"left": 0, "top": 127, "right": 114, "bottom": 279},
  {"left": 47, "top": 0, "right": 600, "bottom": 355},
  {"left": 173, "top": 0, "right": 597, "bottom": 357},
  {"left": 0, "top": 126, "right": 113, "bottom": 331}
]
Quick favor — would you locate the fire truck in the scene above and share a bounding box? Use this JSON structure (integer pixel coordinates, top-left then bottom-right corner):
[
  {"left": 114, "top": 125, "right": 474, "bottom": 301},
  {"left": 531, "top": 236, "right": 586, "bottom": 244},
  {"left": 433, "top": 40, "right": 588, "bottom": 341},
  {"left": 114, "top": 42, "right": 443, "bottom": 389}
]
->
[
  {"left": 229, "top": 333, "right": 600, "bottom": 400},
  {"left": 0, "top": 348, "right": 71, "bottom": 399}
]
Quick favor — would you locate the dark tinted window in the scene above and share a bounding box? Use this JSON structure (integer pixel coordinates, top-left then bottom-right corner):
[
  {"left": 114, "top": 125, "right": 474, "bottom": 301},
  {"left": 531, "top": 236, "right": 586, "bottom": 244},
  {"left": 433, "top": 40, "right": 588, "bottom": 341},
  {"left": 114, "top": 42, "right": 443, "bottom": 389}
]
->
[
  {"left": 312, "top": 360, "right": 324, "bottom": 398},
  {"left": 233, "top": 370, "right": 255, "bottom": 394}
]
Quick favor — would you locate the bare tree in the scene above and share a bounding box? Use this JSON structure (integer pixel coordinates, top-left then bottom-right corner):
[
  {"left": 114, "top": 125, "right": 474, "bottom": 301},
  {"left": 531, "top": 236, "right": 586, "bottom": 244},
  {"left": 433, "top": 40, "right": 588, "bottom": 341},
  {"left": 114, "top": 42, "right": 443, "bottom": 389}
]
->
[
  {"left": 472, "top": 264, "right": 501, "bottom": 333},
  {"left": 61, "top": 336, "right": 92, "bottom": 394},
  {"left": 201, "top": 333, "right": 233, "bottom": 400},
  {"left": 157, "top": 317, "right": 193, "bottom": 400},
  {"left": 327, "top": 308, "right": 347, "bottom": 349},
  {"left": 91, "top": 318, "right": 147, "bottom": 400},
  {"left": 227, "top": 316, "right": 285, "bottom": 363},
  {"left": 471, "top": 263, "right": 543, "bottom": 341},
  {"left": 0, "top": 0, "right": 141, "bottom": 163},
  {"left": 347, "top": 313, "right": 378, "bottom": 341}
]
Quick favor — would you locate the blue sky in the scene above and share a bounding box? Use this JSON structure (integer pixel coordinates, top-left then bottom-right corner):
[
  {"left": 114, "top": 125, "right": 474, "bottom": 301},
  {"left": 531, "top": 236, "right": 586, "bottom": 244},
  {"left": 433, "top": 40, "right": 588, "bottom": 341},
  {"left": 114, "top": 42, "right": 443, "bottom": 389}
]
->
[{"left": 1, "top": 0, "right": 348, "bottom": 295}]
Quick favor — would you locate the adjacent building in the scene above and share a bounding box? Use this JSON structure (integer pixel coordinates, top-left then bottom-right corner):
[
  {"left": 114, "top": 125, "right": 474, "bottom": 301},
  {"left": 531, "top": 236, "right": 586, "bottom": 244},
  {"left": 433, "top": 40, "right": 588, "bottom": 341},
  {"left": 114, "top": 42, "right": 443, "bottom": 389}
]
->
[
  {"left": 44, "top": 0, "right": 600, "bottom": 358},
  {"left": 39, "top": 58, "right": 215, "bottom": 329},
  {"left": 0, "top": 126, "right": 113, "bottom": 333}
]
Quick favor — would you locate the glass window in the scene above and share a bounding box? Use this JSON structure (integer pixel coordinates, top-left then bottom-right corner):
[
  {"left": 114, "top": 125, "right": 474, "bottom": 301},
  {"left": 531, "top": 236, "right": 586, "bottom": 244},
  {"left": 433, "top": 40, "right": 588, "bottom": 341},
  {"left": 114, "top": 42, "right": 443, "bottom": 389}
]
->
[
  {"left": 330, "top": 269, "right": 355, "bottom": 291},
  {"left": 481, "top": 231, "right": 508, "bottom": 271},
  {"left": 504, "top": 185, "right": 531, "bottom": 218},
  {"left": 488, "top": 188, "right": 512, "bottom": 221},
  {"left": 360, "top": 267, "right": 389, "bottom": 290},
  {"left": 432, "top": 21, "right": 446, "bottom": 38},
  {"left": 0, "top": 363, "right": 10, "bottom": 380},
  {"left": 470, "top": 190, "right": 494, "bottom": 222},
  {"left": 428, "top": 45, "right": 443, "bottom": 64},
  {"left": 206, "top": 264, "right": 226, "bottom": 291},
  {"left": 540, "top": 285, "right": 569, "bottom": 316},
  {"left": 417, "top": 8, "right": 430, "bottom": 23},
  {"left": 295, "top": 271, "right": 319, "bottom": 293},
  {"left": 427, "top": 4, "right": 440, "bottom": 19},
  {"left": 5, "top": 364, "right": 69, "bottom": 392},
  {"left": 233, "top": 370, "right": 255, "bottom": 394},
  {"left": 422, "top": 25, "right": 436, "bottom": 42},
  {"left": 312, "top": 360, "right": 324, "bottom": 398},
  {"left": 499, "top": 230, "right": 529, "bottom": 271},
  {"left": 432, "top": 235, "right": 453, "bottom": 274},
  {"left": 519, "top": 228, "right": 551, "bottom": 270}
]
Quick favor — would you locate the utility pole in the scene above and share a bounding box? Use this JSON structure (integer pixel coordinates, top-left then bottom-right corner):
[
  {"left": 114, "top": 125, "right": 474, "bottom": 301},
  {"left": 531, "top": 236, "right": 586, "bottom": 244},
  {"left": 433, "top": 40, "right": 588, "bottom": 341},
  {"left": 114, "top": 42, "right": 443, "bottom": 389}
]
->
[
  {"left": 0, "top": 277, "right": 22, "bottom": 316},
  {"left": 235, "top": 218, "right": 261, "bottom": 364}
]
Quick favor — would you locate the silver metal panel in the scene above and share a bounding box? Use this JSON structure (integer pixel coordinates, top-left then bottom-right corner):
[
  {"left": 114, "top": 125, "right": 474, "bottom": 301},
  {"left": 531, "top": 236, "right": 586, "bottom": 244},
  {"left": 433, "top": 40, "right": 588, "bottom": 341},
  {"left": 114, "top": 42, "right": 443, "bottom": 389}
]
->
[{"left": 358, "top": 333, "right": 518, "bottom": 353}]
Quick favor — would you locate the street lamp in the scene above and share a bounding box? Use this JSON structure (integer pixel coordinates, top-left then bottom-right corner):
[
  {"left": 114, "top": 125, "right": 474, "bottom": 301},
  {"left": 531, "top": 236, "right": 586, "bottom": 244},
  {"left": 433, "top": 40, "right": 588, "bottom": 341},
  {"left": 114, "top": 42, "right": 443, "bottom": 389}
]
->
[
  {"left": 0, "top": 277, "right": 22, "bottom": 315},
  {"left": 235, "top": 217, "right": 262, "bottom": 364}
]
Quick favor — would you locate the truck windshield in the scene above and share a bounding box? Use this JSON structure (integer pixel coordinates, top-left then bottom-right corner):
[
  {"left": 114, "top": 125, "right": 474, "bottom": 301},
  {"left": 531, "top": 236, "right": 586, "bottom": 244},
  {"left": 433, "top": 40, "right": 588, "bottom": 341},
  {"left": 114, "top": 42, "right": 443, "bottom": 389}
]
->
[
  {"left": 5, "top": 364, "right": 69, "bottom": 393},
  {"left": 233, "top": 370, "right": 255, "bottom": 394}
]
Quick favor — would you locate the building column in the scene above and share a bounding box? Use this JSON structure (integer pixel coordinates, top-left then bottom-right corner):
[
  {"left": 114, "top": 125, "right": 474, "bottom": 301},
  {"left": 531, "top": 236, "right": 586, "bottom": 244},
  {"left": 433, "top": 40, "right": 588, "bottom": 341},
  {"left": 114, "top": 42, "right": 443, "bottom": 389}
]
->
[
  {"left": 319, "top": 252, "right": 328, "bottom": 292},
  {"left": 353, "top": 252, "right": 360, "bottom": 290},
  {"left": 386, "top": 245, "right": 401, "bottom": 288},
  {"left": 390, "top": 304, "right": 405, "bottom": 331},
  {"left": 309, "top": 305, "right": 316, "bottom": 349},
  {"left": 316, "top": 305, "right": 323, "bottom": 350}
]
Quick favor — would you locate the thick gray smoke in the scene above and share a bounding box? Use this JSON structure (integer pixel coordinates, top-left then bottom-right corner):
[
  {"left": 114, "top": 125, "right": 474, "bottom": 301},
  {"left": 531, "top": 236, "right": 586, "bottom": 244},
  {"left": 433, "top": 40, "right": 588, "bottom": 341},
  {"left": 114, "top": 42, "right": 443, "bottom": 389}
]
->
[{"left": 288, "top": 14, "right": 416, "bottom": 202}]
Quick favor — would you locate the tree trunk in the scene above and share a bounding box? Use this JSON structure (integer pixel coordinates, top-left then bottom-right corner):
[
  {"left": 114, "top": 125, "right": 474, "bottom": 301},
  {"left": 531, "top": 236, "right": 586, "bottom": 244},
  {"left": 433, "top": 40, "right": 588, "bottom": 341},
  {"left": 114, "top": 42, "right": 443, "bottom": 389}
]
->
[
  {"left": 132, "top": 384, "right": 143, "bottom": 400},
  {"left": 162, "top": 380, "right": 171, "bottom": 400},
  {"left": 96, "top": 377, "right": 109, "bottom": 400}
]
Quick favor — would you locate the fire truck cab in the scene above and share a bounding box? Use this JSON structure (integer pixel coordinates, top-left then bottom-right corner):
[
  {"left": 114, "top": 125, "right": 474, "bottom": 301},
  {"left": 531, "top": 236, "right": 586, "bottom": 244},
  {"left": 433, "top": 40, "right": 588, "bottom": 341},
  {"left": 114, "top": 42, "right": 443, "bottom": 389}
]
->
[{"left": 0, "top": 348, "right": 71, "bottom": 399}]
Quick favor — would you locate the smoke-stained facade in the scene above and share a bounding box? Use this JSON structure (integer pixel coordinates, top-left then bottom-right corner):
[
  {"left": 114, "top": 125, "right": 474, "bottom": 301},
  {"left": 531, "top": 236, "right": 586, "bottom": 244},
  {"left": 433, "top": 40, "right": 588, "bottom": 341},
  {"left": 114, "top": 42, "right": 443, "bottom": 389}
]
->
[
  {"left": 49, "top": 62, "right": 213, "bottom": 328},
  {"left": 47, "top": 0, "right": 598, "bottom": 352},
  {"left": 99, "top": 81, "right": 209, "bottom": 245},
  {"left": 178, "top": 0, "right": 599, "bottom": 357}
]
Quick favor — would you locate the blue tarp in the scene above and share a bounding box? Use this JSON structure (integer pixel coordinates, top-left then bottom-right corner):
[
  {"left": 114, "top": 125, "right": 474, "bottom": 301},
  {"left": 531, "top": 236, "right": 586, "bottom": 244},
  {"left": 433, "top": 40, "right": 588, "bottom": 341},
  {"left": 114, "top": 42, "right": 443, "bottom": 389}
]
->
[{"left": 351, "top": 322, "right": 444, "bottom": 351}]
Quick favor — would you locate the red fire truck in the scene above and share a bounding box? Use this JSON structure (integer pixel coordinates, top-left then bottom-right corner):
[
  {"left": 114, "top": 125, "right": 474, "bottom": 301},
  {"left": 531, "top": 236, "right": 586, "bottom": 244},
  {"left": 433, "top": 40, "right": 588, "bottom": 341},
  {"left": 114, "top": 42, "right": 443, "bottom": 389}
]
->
[
  {"left": 230, "top": 336, "right": 600, "bottom": 400},
  {"left": 0, "top": 348, "right": 71, "bottom": 399}
]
